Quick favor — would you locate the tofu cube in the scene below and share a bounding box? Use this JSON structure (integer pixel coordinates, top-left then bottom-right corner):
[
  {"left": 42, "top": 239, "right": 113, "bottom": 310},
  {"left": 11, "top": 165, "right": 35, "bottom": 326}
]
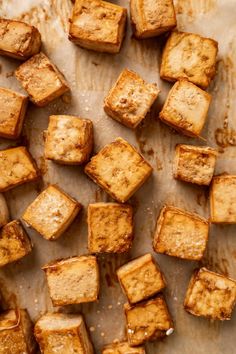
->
[
  {"left": 85, "top": 137, "right": 153, "bottom": 203},
  {"left": 103, "top": 342, "right": 145, "bottom": 354},
  {"left": 0, "top": 309, "right": 37, "bottom": 354},
  {"left": 88, "top": 202, "right": 134, "bottom": 253},
  {"left": 159, "top": 80, "right": 211, "bottom": 137},
  {"left": 174, "top": 144, "right": 217, "bottom": 186},
  {"left": 0, "top": 19, "right": 41, "bottom": 60},
  {"left": 117, "top": 253, "right": 166, "bottom": 304},
  {"left": 160, "top": 31, "right": 218, "bottom": 89},
  {"left": 184, "top": 267, "right": 236, "bottom": 320},
  {"left": 34, "top": 312, "right": 94, "bottom": 354},
  {"left": 0, "top": 146, "right": 38, "bottom": 192},
  {"left": 22, "top": 185, "right": 81, "bottom": 240},
  {"left": 153, "top": 205, "right": 209, "bottom": 260},
  {"left": 15, "top": 52, "right": 69, "bottom": 107},
  {"left": 0, "top": 193, "right": 9, "bottom": 228},
  {"left": 130, "top": 0, "right": 176, "bottom": 39},
  {"left": 124, "top": 295, "right": 173, "bottom": 346},
  {"left": 0, "top": 87, "right": 28, "bottom": 139},
  {"left": 104, "top": 69, "right": 160, "bottom": 129},
  {"left": 69, "top": 0, "right": 127, "bottom": 54},
  {"left": 0, "top": 220, "right": 32, "bottom": 267},
  {"left": 210, "top": 175, "right": 236, "bottom": 224},
  {"left": 43, "top": 255, "right": 99, "bottom": 306},
  {"left": 45, "top": 115, "right": 93, "bottom": 165}
]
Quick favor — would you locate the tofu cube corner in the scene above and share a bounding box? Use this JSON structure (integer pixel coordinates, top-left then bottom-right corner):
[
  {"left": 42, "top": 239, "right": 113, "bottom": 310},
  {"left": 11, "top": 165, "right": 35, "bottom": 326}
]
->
[
  {"left": 102, "top": 341, "right": 146, "bottom": 354},
  {"left": 184, "top": 268, "right": 236, "bottom": 320},
  {"left": 43, "top": 255, "right": 99, "bottom": 306},
  {"left": 104, "top": 69, "right": 160, "bottom": 129}
]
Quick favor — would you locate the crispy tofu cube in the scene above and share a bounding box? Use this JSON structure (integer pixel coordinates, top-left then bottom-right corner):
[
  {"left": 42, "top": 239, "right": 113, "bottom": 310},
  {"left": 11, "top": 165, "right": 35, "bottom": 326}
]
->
[
  {"left": 0, "top": 309, "right": 37, "bottom": 354},
  {"left": 124, "top": 296, "right": 173, "bottom": 346},
  {"left": 130, "top": 0, "right": 176, "bottom": 39},
  {"left": 15, "top": 52, "right": 69, "bottom": 107},
  {"left": 0, "top": 146, "right": 38, "bottom": 192},
  {"left": 0, "top": 193, "right": 9, "bottom": 228},
  {"left": 117, "top": 253, "right": 166, "bottom": 304},
  {"left": 160, "top": 31, "right": 218, "bottom": 89},
  {"left": 85, "top": 137, "right": 153, "bottom": 203},
  {"left": 88, "top": 202, "right": 133, "bottom": 253},
  {"left": 69, "top": 0, "right": 127, "bottom": 54},
  {"left": 174, "top": 144, "right": 217, "bottom": 186},
  {"left": 159, "top": 80, "right": 211, "bottom": 137},
  {"left": 0, "top": 18, "right": 41, "bottom": 60},
  {"left": 44, "top": 115, "right": 93, "bottom": 165},
  {"left": 104, "top": 69, "right": 160, "bottom": 129},
  {"left": 103, "top": 342, "right": 145, "bottom": 354},
  {"left": 184, "top": 268, "right": 236, "bottom": 320},
  {"left": 22, "top": 185, "right": 81, "bottom": 240},
  {"left": 153, "top": 205, "right": 209, "bottom": 260},
  {"left": 43, "top": 255, "right": 99, "bottom": 306},
  {"left": 34, "top": 312, "right": 94, "bottom": 354},
  {"left": 0, "top": 220, "right": 32, "bottom": 267},
  {"left": 0, "top": 87, "right": 28, "bottom": 139},
  {"left": 210, "top": 175, "right": 236, "bottom": 224}
]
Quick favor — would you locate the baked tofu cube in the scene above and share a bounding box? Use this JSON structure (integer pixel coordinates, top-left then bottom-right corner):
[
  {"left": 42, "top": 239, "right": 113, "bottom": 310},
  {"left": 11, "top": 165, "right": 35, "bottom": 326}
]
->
[
  {"left": 130, "top": 0, "right": 176, "bottom": 39},
  {"left": 210, "top": 175, "right": 236, "bottom": 224},
  {"left": 0, "top": 87, "right": 28, "bottom": 139},
  {"left": 43, "top": 255, "right": 99, "bottom": 306},
  {"left": 22, "top": 185, "right": 81, "bottom": 240},
  {"left": 45, "top": 115, "right": 93, "bottom": 165},
  {"left": 117, "top": 253, "right": 166, "bottom": 304},
  {"left": 125, "top": 296, "right": 173, "bottom": 346},
  {"left": 160, "top": 31, "right": 218, "bottom": 89},
  {"left": 88, "top": 202, "right": 134, "bottom": 253},
  {"left": 0, "top": 309, "right": 37, "bottom": 354},
  {"left": 0, "top": 19, "right": 41, "bottom": 60},
  {"left": 0, "top": 146, "right": 38, "bottom": 192},
  {"left": 184, "top": 268, "right": 236, "bottom": 320},
  {"left": 34, "top": 312, "right": 94, "bottom": 354},
  {"left": 15, "top": 52, "right": 69, "bottom": 107},
  {"left": 103, "top": 342, "right": 145, "bottom": 354},
  {"left": 174, "top": 144, "right": 217, "bottom": 186},
  {"left": 69, "top": 0, "right": 127, "bottom": 54},
  {"left": 159, "top": 80, "right": 211, "bottom": 137},
  {"left": 0, "top": 193, "right": 9, "bottom": 228},
  {"left": 0, "top": 220, "right": 32, "bottom": 267},
  {"left": 104, "top": 69, "right": 160, "bottom": 129},
  {"left": 153, "top": 205, "right": 209, "bottom": 260},
  {"left": 85, "top": 137, "right": 153, "bottom": 203}
]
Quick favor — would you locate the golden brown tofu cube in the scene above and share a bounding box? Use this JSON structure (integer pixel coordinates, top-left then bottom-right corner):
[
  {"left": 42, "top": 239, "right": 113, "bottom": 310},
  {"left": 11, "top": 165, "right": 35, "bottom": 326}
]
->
[
  {"left": 174, "top": 144, "right": 217, "bottom": 186},
  {"left": 184, "top": 268, "right": 236, "bottom": 320},
  {"left": 69, "top": 0, "right": 127, "bottom": 54},
  {"left": 104, "top": 69, "right": 160, "bottom": 129},
  {"left": 0, "top": 220, "right": 32, "bottom": 267},
  {"left": 210, "top": 175, "right": 236, "bottom": 224},
  {"left": 0, "top": 146, "right": 38, "bottom": 192},
  {"left": 85, "top": 137, "right": 153, "bottom": 203},
  {"left": 0, "top": 18, "right": 41, "bottom": 60},
  {"left": 125, "top": 295, "right": 173, "bottom": 346},
  {"left": 130, "top": 0, "right": 176, "bottom": 39},
  {"left": 34, "top": 312, "right": 94, "bottom": 354},
  {"left": 103, "top": 342, "right": 146, "bottom": 354},
  {"left": 88, "top": 202, "right": 133, "bottom": 253},
  {"left": 0, "top": 87, "right": 28, "bottom": 139},
  {"left": 15, "top": 52, "right": 69, "bottom": 107},
  {"left": 153, "top": 205, "right": 209, "bottom": 260},
  {"left": 0, "top": 193, "right": 9, "bottom": 228},
  {"left": 22, "top": 185, "right": 81, "bottom": 240},
  {"left": 43, "top": 255, "right": 99, "bottom": 306},
  {"left": 0, "top": 309, "right": 37, "bottom": 354},
  {"left": 160, "top": 31, "right": 218, "bottom": 89},
  {"left": 117, "top": 253, "right": 166, "bottom": 304},
  {"left": 159, "top": 80, "right": 211, "bottom": 137},
  {"left": 44, "top": 115, "right": 93, "bottom": 165}
]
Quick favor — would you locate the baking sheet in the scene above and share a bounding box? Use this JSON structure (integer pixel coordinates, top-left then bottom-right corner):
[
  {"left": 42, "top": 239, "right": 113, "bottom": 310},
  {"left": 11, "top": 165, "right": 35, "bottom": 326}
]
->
[{"left": 0, "top": 0, "right": 236, "bottom": 353}]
